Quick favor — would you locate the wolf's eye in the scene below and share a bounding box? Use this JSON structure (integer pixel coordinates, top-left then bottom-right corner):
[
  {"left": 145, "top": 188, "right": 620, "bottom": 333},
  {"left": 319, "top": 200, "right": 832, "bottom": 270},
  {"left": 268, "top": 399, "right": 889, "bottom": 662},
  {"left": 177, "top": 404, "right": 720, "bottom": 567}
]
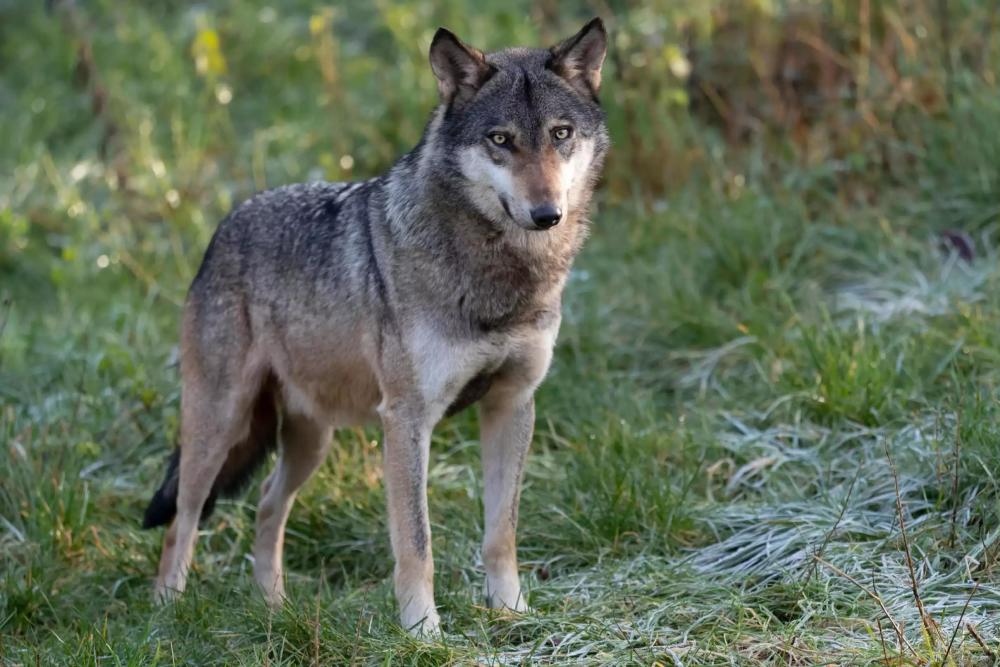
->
[
  {"left": 489, "top": 133, "right": 508, "bottom": 146},
  {"left": 552, "top": 126, "right": 573, "bottom": 141}
]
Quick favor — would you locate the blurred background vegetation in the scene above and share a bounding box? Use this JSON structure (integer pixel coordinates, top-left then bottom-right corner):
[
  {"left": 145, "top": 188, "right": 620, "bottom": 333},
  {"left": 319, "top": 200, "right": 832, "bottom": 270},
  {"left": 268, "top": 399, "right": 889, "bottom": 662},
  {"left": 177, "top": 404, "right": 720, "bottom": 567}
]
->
[
  {"left": 3, "top": 0, "right": 1000, "bottom": 663},
  {"left": 3, "top": 0, "right": 998, "bottom": 303}
]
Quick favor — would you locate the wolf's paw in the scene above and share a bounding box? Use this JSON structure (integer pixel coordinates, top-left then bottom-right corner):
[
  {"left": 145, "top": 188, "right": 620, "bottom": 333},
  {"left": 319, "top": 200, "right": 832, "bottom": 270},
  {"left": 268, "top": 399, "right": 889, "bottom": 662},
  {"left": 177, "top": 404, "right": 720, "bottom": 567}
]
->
[
  {"left": 485, "top": 583, "right": 530, "bottom": 613},
  {"left": 402, "top": 608, "right": 442, "bottom": 638},
  {"left": 254, "top": 565, "right": 286, "bottom": 608},
  {"left": 153, "top": 581, "right": 181, "bottom": 606},
  {"left": 261, "top": 583, "right": 286, "bottom": 609}
]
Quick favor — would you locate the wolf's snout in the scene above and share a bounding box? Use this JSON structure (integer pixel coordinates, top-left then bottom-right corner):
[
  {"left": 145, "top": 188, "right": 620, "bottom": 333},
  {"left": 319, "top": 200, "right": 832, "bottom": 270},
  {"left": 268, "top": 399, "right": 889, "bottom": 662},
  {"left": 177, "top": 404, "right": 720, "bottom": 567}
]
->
[{"left": 530, "top": 204, "right": 562, "bottom": 230}]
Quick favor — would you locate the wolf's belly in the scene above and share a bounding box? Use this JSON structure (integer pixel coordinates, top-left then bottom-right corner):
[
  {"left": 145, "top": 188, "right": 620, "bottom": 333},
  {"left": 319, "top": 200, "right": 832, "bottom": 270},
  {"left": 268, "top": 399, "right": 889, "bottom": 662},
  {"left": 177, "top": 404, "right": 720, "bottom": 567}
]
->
[
  {"left": 269, "top": 328, "right": 382, "bottom": 426},
  {"left": 279, "top": 372, "right": 381, "bottom": 426},
  {"left": 279, "top": 365, "right": 495, "bottom": 427},
  {"left": 277, "top": 362, "right": 381, "bottom": 425}
]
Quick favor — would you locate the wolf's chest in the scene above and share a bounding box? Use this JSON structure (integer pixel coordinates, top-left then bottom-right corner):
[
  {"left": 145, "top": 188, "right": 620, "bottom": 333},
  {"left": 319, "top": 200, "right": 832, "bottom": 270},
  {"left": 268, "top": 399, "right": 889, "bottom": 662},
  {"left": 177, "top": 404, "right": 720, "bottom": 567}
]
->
[{"left": 409, "top": 322, "right": 508, "bottom": 418}]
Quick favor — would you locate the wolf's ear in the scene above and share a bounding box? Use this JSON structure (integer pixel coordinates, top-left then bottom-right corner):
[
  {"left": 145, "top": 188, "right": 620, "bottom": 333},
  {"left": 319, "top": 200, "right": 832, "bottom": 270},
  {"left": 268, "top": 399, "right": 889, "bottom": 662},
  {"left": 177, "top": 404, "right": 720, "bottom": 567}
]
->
[
  {"left": 429, "top": 28, "right": 495, "bottom": 106},
  {"left": 548, "top": 17, "right": 607, "bottom": 100}
]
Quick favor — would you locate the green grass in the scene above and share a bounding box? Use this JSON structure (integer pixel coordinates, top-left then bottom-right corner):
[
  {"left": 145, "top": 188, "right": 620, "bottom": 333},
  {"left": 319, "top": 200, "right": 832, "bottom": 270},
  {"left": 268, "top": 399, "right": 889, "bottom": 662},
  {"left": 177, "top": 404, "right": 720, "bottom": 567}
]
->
[{"left": 3, "top": 1, "right": 1000, "bottom": 664}]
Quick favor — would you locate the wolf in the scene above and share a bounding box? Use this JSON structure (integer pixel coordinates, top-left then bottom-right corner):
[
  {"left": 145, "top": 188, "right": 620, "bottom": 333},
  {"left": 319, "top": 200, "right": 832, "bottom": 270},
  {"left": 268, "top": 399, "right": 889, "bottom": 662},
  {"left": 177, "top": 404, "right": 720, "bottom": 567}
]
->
[{"left": 143, "top": 17, "right": 609, "bottom": 635}]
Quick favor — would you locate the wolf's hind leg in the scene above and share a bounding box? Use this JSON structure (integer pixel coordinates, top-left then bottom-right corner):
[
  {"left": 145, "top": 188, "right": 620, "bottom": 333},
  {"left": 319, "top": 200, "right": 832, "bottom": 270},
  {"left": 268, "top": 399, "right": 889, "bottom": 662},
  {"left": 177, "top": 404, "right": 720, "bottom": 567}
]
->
[
  {"left": 479, "top": 390, "right": 534, "bottom": 612},
  {"left": 253, "top": 413, "right": 332, "bottom": 604},
  {"left": 154, "top": 363, "right": 266, "bottom": 600},
  {"left": 154, "top": 402, "right": 231, "bottom": 600}
]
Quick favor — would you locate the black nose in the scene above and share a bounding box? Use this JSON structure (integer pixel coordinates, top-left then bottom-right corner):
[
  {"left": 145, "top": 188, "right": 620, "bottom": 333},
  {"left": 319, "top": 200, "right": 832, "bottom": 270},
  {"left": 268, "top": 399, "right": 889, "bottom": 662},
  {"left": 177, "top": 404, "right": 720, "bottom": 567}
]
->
[{"left": 530, "top": 204, "right": 562, "bottom": 229}]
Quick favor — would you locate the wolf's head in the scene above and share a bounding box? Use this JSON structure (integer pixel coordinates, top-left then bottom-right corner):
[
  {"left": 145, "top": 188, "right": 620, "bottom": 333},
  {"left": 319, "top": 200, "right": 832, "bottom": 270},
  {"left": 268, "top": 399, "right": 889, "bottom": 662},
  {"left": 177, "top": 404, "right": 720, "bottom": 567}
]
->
[{"left": 426, "top": 19, "right": 609, "bottom": 232}]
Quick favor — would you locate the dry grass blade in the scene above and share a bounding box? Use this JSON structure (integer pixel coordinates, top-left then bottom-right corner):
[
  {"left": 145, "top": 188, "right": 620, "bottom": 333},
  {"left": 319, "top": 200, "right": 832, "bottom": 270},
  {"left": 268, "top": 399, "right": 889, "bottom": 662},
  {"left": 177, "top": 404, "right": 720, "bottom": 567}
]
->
[
  {"left": 940, "top": 581, "right": 979, "bottom": 666},
  {"left": 876, "top": 618, "right": 892, "bottom": 666},
  {"left": 948, "top": 412, "right": 962, "bottom": 549},
  {"left": 965, "top": 623, "right": 995, "bottom": 661},
  {"left": 884, "top": 442, "right": 940, "bottom": 647},
  {"left": 802, "top": 464, "right": 861, "bottom": 585},
  {"left": 812, "top": 555, "right": 917, "bottom": 659}
]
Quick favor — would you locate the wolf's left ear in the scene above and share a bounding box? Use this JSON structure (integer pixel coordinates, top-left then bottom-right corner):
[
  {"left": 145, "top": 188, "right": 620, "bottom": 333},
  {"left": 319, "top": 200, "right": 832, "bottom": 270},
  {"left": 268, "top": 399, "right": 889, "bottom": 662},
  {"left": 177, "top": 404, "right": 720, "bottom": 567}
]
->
[
  {"left": 430, "top": 28, "right": 495, "bottom": 106},
  {"left": 548, "top": 17, "right": 608, "bottom": 100}
]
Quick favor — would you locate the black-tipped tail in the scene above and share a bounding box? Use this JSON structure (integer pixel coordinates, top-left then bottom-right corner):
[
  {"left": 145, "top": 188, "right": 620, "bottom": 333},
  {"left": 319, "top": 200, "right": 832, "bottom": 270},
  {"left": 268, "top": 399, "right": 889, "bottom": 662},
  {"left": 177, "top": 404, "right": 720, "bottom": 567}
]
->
[{"left": 143, "top": 448, "right": 180, "bottom": 528}]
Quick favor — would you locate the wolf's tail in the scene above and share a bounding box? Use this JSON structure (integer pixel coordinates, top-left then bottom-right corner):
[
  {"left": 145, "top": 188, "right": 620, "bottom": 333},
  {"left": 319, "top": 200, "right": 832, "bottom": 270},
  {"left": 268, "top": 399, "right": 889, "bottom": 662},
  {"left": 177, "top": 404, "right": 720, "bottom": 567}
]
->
[{"left": 142, "top": 382, "right": 279, "bottom": 529}]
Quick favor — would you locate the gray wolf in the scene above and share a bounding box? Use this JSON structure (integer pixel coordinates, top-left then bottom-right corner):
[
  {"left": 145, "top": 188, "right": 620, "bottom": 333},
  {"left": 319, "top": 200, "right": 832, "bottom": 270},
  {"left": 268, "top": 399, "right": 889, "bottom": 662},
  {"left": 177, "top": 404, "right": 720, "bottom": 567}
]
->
[{"left": 143, "top": 17, "right": 609, "bottom": 635}]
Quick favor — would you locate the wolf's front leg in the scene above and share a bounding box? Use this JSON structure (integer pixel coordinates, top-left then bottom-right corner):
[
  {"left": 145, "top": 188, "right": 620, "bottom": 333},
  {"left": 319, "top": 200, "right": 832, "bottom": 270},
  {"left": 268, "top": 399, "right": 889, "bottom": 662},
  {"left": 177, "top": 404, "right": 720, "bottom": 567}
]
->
[
  {"left": 381, "top": 402, "right": 440, "bottom": 635},
  {"left": 479, "top": 391, "right": 534, "bottom": 612}
]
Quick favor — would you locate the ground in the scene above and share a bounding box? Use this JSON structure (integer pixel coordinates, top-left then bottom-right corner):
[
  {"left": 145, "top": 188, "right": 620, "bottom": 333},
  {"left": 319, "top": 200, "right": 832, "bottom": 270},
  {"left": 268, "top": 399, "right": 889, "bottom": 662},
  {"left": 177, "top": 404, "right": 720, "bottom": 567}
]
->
[{"left": 2, "top": 2, "right": 1000, "bottom": 665}]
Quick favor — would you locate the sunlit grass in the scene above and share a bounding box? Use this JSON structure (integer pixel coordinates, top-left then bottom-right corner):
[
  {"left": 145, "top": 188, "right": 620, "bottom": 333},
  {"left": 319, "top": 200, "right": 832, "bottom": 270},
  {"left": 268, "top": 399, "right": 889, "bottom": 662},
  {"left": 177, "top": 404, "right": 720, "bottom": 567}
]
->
[{"left": 3, "top": 1, "right": 1000, "bottom": 664}]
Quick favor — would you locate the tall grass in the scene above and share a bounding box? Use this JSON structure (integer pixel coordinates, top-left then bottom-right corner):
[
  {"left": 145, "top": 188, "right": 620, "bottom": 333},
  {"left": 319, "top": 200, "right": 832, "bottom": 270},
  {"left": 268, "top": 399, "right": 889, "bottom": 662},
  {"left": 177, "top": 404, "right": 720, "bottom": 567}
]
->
[{"left": 2, "top": 0, "right": 1000, "bottom": 664}]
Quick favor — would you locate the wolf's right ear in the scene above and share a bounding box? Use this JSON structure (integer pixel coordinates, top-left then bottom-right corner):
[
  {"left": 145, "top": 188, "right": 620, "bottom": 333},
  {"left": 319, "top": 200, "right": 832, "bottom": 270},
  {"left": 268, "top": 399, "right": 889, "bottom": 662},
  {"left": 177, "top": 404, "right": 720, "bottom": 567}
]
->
[
  {"left": 429, "top": 28, "right": 495, "bottom": 106},
  {"left": 548, "top": 17, "right": 608, "bottom": 100}
]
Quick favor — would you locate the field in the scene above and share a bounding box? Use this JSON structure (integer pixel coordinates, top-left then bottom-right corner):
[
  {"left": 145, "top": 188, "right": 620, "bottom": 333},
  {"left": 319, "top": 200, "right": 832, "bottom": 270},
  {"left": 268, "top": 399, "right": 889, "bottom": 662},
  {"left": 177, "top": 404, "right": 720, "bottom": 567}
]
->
[{"left": 3, "top": 1, "right": 1000, "bottom": 664}]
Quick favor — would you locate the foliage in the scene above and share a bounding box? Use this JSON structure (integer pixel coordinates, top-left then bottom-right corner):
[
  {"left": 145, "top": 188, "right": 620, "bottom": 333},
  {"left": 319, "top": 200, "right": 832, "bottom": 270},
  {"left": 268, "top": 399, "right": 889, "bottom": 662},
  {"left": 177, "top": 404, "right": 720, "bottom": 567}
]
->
[{"left": 2, "top": 0, "right": 1000, "bottom": 664}]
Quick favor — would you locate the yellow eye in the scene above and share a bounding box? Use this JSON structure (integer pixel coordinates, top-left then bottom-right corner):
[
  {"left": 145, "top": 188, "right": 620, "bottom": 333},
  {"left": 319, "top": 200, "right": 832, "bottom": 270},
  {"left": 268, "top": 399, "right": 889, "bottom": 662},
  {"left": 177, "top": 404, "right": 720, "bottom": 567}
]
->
[
  {"left": 552, "top": 127, "right": 573, "bottom": 141},
  {"left": 490, "top": 133, "right": 507, "bottom": 145}
]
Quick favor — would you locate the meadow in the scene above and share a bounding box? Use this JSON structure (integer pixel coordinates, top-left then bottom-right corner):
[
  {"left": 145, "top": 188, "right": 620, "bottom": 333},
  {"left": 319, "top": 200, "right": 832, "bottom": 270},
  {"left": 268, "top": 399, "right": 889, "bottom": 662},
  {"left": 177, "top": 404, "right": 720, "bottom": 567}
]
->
[{"left": 2, "top": 1, "right": 1000, "bottom": 664}]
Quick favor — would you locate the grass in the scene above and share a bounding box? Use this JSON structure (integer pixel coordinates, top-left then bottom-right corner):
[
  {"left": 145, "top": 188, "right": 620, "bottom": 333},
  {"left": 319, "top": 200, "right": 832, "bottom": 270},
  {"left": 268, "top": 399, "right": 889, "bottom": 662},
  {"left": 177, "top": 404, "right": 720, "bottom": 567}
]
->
[{"left": 3, "top": 1, "right": 1000, "bottom": 664}]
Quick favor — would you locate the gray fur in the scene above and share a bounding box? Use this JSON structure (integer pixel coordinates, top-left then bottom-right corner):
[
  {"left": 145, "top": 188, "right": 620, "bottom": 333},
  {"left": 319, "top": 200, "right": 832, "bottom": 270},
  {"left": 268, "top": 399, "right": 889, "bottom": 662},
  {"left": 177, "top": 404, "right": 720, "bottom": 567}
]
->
[{"left": 146, "top": 18, "right": 609, "bottom": 636}]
